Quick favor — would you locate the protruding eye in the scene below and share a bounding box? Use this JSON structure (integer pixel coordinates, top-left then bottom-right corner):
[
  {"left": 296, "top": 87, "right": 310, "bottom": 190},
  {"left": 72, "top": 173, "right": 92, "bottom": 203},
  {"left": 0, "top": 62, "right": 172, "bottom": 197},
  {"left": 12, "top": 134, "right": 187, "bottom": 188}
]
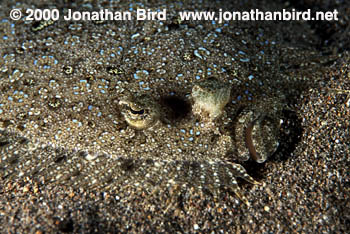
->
[
  {"left": 119, "top": 94, "right": 160, "bottom": 130},
  {"left": 191, "top": 78, "right": 231, "bottom": 121}
]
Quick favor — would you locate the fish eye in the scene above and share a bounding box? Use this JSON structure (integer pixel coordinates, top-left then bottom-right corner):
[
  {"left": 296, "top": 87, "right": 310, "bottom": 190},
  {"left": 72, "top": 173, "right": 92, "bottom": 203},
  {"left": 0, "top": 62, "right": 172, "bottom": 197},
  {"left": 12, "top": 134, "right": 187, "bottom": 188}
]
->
[{"left": 129, "top": 107, "right": 145, "bottom": 115}]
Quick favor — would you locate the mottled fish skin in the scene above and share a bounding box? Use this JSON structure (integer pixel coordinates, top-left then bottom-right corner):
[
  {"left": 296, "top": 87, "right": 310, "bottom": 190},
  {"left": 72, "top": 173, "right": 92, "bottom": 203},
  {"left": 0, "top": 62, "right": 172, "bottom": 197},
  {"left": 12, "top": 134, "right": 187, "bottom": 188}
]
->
[{"left": 0, "top": 1, "right": 326, "bottom": 203}]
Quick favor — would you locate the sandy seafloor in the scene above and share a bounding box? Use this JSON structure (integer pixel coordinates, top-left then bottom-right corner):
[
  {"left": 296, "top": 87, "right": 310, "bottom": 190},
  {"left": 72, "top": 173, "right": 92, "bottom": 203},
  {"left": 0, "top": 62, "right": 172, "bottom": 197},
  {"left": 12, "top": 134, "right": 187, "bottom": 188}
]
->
[{"left": 0, "top": 0, "right": 349, "bottom": 233}]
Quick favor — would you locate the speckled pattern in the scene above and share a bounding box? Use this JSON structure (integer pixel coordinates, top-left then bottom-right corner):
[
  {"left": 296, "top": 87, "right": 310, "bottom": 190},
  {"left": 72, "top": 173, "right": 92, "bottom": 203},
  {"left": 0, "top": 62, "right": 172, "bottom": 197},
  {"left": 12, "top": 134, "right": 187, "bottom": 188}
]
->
[{"left": 0, "top": 0, "right": 349, "bottom": 233}]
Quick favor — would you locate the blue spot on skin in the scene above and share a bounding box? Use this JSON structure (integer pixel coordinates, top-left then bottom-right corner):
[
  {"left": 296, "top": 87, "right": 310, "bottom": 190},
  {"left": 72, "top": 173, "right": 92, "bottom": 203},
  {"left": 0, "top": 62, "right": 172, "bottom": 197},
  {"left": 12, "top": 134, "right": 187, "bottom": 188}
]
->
[
  {"left": 248, "top": 75, "right": 254, "bottom": 80},
  {"left": 240, "top": 58, "right": 250, "bottom": 62},
  {"left": 88, "top": 105, "right": 93, "bottom": 110},
  {"left": 131, "top": 33, "right": 140, "bottom": 39},
  {"left": 3, "top": 36, "right": 8, "bottom": 40}
]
